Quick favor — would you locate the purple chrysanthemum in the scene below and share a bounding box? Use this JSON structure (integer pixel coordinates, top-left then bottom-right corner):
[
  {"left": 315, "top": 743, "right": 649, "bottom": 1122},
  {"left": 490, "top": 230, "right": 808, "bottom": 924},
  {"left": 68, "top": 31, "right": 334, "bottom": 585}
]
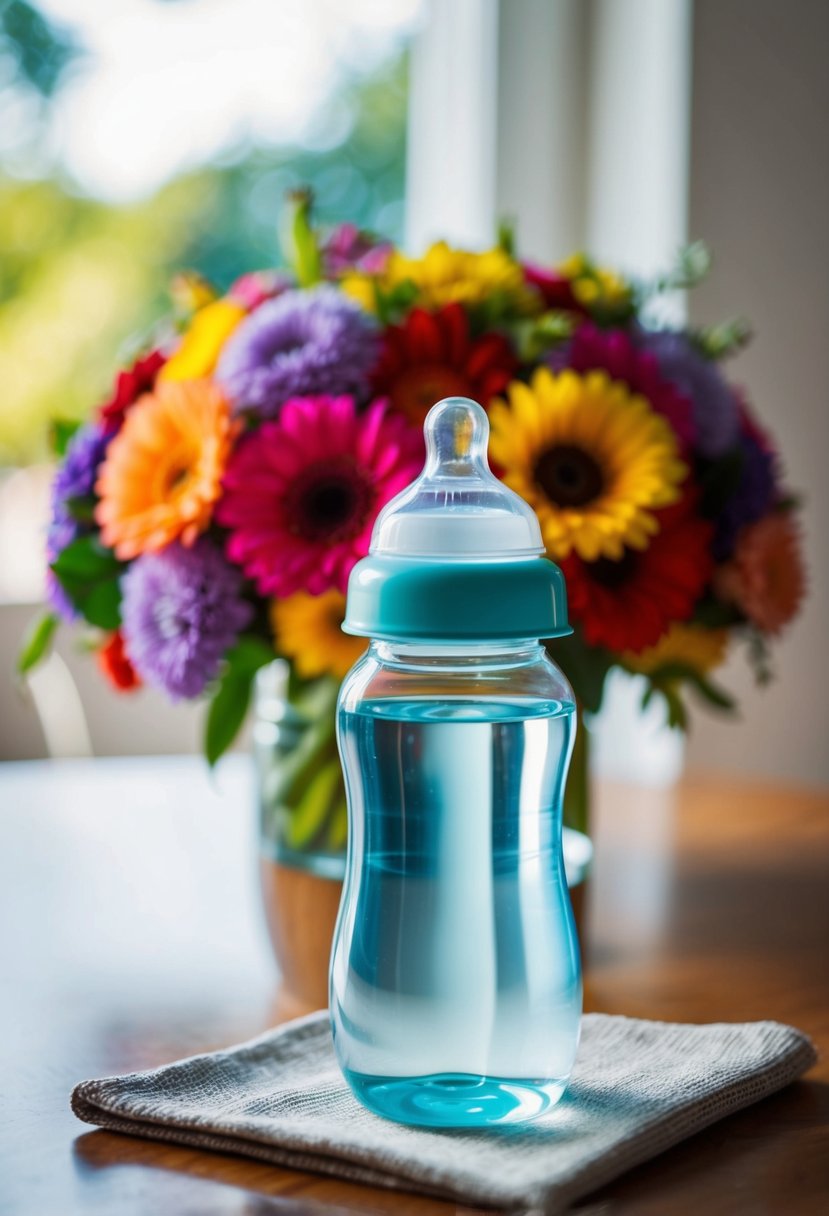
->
[
  {"left": 636, "top": 329, "right": 739, "bottom": 457},
  {"left": 46, "top": 423, "right": 111, "bottom": 620},
  {"left": 215, "top": 284, "right": 380, "bottom": 418},
  {"left": 713, "top": 429, "right": 777, "bottom": 560},
  {"left": 120, "top": 539, "right": 253, "bottom": 700}
]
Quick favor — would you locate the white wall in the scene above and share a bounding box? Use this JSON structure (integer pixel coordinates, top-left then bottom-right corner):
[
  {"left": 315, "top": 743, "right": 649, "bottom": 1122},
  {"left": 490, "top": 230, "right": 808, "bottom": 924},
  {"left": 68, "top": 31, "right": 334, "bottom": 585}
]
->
[{"left": 685, "top": 0, "right": 829, "bottom": 788}]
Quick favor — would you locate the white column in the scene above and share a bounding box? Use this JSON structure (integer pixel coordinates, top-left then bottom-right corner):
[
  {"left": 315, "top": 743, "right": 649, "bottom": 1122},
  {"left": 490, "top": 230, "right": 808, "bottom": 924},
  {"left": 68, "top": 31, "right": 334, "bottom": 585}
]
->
[
  {"left": 405, "top": 0, "right": 499, "bottom": 253},
  {"left": 585, "top": 0, "right": 692, "bottom": 284},
  {"left": 494, "top": 0, "right": 589, "bottom": 260}
]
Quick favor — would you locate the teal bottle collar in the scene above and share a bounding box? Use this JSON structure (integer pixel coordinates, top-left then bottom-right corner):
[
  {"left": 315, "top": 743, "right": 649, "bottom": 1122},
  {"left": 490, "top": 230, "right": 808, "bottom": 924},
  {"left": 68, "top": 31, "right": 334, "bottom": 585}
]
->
[{"left": 342, "top": 556, "right": 571, "bottom": 643}]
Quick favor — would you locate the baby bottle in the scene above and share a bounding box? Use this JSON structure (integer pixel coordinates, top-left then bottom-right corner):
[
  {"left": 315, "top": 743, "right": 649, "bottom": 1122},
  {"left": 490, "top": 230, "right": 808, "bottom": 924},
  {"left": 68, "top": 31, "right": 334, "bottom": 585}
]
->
[{"left": 330, "top": 397, "right": 581, "bottom": 1128}]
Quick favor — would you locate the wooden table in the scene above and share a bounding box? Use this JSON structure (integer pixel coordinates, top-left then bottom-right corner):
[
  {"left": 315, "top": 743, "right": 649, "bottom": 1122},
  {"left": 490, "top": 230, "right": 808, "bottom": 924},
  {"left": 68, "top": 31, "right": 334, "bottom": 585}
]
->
[{"left": 1, "top": 757, "right": 826, "bottom": 1214}]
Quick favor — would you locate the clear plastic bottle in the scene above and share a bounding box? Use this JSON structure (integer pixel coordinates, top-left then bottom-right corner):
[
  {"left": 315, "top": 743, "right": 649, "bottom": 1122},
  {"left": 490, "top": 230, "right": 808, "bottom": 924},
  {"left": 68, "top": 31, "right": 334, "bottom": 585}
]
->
[{"left": 331, "top": 398, "right": 581, "bottom": 1128}]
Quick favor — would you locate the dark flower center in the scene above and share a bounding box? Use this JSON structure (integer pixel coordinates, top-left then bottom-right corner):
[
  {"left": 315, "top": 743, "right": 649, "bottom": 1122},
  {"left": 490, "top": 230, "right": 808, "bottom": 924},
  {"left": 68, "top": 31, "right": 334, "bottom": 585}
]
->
[
  {"left": 588, "top": 550, "right": 639, "bottom": 588},
  {"left": 287, "top": 460, "right": 375, "bottom": 543},
  {"left": 534, "top": 444, "right": 605, "bottom": 508}
]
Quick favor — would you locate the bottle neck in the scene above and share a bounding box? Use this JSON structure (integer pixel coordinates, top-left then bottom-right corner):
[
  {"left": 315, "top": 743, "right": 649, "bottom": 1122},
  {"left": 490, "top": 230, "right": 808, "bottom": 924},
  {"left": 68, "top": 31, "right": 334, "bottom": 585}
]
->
[{"left": 371, "top": 639, "right": 544, "bottom": 672}]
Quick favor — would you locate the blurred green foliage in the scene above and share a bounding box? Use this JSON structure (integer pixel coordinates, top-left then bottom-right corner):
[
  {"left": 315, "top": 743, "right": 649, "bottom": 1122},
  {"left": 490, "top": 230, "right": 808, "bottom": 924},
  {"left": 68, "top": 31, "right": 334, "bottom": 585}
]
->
[
  {"left": 0, "top": 14, "right": 408, "bottom": 465},
  {"left": 0, "top": 0, "right": 81, "bottom": 98}
]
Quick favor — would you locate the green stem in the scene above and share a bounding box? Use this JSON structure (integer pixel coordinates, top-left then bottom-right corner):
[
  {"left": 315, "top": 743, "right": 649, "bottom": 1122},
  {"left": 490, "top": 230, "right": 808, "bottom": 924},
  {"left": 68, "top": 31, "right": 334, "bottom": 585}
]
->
[{"left": 563, "top": 707, "right": 590, "bottom": 837}]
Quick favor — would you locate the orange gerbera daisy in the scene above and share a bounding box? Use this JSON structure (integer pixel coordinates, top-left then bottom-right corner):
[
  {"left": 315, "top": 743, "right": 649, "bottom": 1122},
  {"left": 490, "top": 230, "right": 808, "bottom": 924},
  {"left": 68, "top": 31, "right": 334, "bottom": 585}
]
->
[{"left": 95, "top": 379, "right": 236, "bottom": 559}]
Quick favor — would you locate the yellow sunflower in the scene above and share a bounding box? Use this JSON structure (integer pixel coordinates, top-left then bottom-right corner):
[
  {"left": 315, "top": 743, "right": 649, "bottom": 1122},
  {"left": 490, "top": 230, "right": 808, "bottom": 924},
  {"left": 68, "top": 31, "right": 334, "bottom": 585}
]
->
[
  {"left": 159, "top": 297, "right": 246, "bottom": 383},
  {"left": 489, "top": 367, "right": 686, "bottom": 561},
  {"left": 270, "top": 590, "right": 367, "bottom": 680},
  {"left": 624, "top": 623, "right": 729, "bottom": 677},
  {"left": 342, "top": 241, "right": 532, "bottom": 314}
]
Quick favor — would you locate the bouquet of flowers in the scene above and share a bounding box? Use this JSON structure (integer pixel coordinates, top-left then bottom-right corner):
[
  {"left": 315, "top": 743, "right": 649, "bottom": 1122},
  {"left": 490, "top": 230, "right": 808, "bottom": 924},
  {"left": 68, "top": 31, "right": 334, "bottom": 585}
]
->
[{"left": 23, "top": 194, "right": 806, "bottom": 849}]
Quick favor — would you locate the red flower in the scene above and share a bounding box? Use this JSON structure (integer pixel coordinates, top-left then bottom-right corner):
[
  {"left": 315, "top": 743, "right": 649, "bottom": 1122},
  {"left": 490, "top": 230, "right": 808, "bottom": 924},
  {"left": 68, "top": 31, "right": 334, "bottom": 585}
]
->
[
  {"left": 522, "top": 263, "right": 584, "bottom": 313},
  {"left": 562, "top": 495, "right": 714, "bottom": 653},
  {"left": 372, "top": 303, "right": 518, "bottom": 427},
  {"left": 98, "top": 349, "right": 167, "bottom": 432},
  {"left": 97, "top": 631, "right": 142, "bottom": 692}
]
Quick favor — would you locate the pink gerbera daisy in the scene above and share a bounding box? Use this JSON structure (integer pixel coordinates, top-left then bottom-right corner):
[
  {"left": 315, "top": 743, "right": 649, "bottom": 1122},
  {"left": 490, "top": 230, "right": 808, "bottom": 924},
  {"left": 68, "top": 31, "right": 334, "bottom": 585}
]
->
[
  {"left": 217, "top": 395, "right": 423, "bottom": 596},
  {"left": 560, "top": 322, "right": 697, "bottom": 451}
]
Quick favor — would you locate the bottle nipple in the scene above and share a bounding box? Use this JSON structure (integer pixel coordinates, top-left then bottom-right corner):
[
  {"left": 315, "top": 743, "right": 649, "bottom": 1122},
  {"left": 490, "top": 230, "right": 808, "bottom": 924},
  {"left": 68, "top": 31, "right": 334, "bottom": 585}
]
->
[
  {"left": 425, "top": 398, "right": 487, "bottom": 473},
  {"left": 369, "top": 397, "right": 545, "bottom": 560}
]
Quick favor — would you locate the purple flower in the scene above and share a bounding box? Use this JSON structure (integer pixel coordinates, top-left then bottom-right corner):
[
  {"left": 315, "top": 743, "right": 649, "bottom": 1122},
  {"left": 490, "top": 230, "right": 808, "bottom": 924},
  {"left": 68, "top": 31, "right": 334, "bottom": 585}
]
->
[
  {"left": 215, "top": 284, "right": 380, "bottom": 418},
  {"left": 46, "top": 423, "right": 111, "bottom": 620},
  {"left": 713, "top": 429, "right": 777, "bottom": 560},
  {"left": 121, "top": 539, "right": 253, "bottom": 700},
  {"left": 636, "top": 329, "right": 739, "bottom": 457},
  {"left": 45, "top": 570, "right": 77, "bottom": 622}
]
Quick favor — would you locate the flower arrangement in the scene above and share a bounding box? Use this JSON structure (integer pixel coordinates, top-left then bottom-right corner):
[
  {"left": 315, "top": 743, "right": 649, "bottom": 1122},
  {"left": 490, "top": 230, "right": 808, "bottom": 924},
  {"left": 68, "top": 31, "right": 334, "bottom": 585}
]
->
[{"left": 22, "top": 196, "right": 806, "bottom": 850}]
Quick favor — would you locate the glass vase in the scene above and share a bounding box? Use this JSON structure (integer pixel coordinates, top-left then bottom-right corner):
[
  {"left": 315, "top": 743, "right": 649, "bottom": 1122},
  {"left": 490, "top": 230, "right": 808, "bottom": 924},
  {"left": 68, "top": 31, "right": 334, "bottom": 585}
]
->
[
  {"left": 255, "top": 662, "right": 347, "bottom": 878},
  {"left": 254, "top": 662, "right": 346, "bottom": 1018}
]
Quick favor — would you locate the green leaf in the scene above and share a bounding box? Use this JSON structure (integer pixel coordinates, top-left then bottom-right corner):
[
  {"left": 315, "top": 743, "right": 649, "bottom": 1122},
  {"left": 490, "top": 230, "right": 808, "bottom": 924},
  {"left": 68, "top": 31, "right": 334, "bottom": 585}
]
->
[
  {"left": 81, "top": 580, "right": 122, "bottom": 630},
  {"left": 204, "top": 635, "right": 275, "bottom": 766},
  {"left": 205, "top": 673, "right": 254, "bottom": 768},
  {"left": 51, "top": 536, "right": 121, "bottom": 582},
  {"left": 285, "top": 756, "right": 342, "bottom": 849},
  {"left": 547, "top": 628, "right": 614, "bottom": 714},
  {"left": 227, "top": 634, "right": 275, "bottom": 675},
  {"left": 16, "top": 612, "right": 58, "bottom": 676},
  {"left": 691, "top": 594, "right": 743, "bottom": 629},
  {"left": 65, "top": 493, "right": 97, "bottom": 523},
  {"left": 691, "top": 316, "right": 752, "bottom": 361},
  {"left": 647, "top": 662, "right": 736, "bottom": 713},
  {"left": 662, "top": 685, "right": 688, "bottom": 730},
  {"left": 374, "top": 279, "right": 418, "bottom": 325},
  {"left": 281, "top": 189, "right": 321, "bottom": 288},
  {"left": 50, "top": 418, "right": 82, "bottom": 458},
  {"left": 519, "top": 310, "right": 575, "bottom": 361},
  {"left": 50, "top": 536, "right": 123, "bottom": 628},
  {"left": 746, "top": 627, "right": 774, "bottom": 686},
  {"left": 651, "top": 241, "right": 712, "bottom": 294},
  {"left": 497, "top": 216, "right": 516, "bottom": 257}
]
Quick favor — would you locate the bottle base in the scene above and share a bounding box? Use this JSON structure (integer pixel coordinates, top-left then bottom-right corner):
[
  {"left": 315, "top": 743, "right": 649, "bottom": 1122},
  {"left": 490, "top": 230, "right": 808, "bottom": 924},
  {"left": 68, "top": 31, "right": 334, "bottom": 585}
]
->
[{"left": 344, "top": 1069, "right": 566, "bottom": 1127}]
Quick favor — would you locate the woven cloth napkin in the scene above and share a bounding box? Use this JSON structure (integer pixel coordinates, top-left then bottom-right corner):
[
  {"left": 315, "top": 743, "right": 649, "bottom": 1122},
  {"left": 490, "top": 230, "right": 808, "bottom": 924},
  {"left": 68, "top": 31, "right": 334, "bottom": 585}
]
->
[{"left": 71, "top": 1011, "right": 815, "bottom": 1215}]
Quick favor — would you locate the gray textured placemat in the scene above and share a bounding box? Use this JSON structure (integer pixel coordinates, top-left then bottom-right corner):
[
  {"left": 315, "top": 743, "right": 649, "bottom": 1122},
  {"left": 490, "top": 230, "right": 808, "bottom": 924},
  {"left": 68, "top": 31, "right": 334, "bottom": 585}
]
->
[{"left": 71, "top": 1011, "right": 815, "bottom": 1214}]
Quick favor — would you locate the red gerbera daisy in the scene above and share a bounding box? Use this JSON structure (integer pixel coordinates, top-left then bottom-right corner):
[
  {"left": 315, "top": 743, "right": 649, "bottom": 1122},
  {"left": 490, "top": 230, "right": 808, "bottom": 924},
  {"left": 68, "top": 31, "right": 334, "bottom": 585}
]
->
[
  {"left": 372, "top": 302, "right": 518, "bottom": 427},
  {"left": 217, "top": 395, "right": 423, "bottom": 597},
  {"left": 98, "top": 349, "right": 167, "bottom": 432},
  {"left": 561, "top": 495, "right": 714, "bottom": 653}
]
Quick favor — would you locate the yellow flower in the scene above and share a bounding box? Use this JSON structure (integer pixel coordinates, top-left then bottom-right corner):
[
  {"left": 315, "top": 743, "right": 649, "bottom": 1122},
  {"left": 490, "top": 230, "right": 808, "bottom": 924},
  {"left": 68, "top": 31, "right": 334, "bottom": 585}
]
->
[
  {"left": 489, "top": 368, "right": 686, "bottom": 561},
  {"left": 159, "top": 298, "right": 246, "bottom": 383},
  {"left": 559, "top": 252, "right": 632, "bottom": 310},
  {"left": 624, "top": 623, "right": 729, "bottom": 676},
  {"left": 342, "top": 241, "right": 532, "bottom": 313},
  {"left": 95, "top": 379, "right": 236, "bottom": 559},
  {"left": 270, "top": 590, "right": 367, "bottom": 680}
]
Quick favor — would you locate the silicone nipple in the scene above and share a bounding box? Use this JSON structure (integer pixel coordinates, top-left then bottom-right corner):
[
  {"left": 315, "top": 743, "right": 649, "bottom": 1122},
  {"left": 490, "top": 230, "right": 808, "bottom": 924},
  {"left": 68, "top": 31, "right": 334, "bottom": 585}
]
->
[{"left": 370, "top": 397, "right": 544, "bottom": 560}]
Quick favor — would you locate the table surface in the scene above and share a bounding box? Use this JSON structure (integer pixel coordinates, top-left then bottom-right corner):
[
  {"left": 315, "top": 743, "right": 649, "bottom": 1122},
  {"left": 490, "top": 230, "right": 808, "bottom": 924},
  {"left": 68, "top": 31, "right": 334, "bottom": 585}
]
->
[{"left": 1, "top": 756, "right": 827, "bottom": 1215}]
